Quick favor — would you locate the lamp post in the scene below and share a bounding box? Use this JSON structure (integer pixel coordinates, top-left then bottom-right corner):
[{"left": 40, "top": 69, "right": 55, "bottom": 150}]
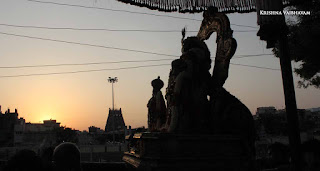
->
[
  {"left": 108, "top": 77, "right": 118, "bottom": 142},
  {"left": 108, "top": 77, "right": 118, "bottom": 110}
]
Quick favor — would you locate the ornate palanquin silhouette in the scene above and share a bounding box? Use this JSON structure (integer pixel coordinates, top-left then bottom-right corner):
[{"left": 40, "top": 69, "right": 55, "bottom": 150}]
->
[{"left": 124, "top": 7, "right": 255, "bottom": 171}]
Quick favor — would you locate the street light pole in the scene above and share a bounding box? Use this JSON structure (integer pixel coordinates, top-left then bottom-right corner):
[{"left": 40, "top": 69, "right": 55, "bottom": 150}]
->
[
  {"left": 108, "top": 77, "right": 118, "bottom": 110},
  {"left": 108, "top": 77, "right": 118, "bottom": 142},
  {"left": 112, "top": 82, "right": 114, "bottom": 110}
]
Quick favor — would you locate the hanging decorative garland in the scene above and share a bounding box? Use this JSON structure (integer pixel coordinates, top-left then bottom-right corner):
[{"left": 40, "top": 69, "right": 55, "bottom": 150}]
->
[{"left": 115, "top": 0, "right": 294, "bottom": 13}]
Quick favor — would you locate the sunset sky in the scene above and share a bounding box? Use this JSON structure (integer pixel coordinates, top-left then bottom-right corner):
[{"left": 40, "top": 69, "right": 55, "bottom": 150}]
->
[{"left": 0, "top": 0, "right": 319, "bottom": 131}]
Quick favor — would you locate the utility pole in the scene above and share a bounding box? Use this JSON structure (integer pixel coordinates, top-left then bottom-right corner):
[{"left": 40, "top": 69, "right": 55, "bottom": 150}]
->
[
  {"left": 108, "top": 77, "right": 118, "bottom": 142},
  {"left": 279, "top": 34, "right": 302, "bottom": 171}
]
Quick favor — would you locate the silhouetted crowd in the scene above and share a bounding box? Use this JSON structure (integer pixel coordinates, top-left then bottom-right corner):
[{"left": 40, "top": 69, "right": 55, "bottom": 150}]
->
[{"left": 4, "top": 142, "right": 81, "bottom": 171}]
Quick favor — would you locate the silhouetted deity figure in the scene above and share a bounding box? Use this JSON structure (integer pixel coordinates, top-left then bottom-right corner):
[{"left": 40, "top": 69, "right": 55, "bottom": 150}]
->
[
  {"left": 147, "top": 76, "right": 166, "bottom": 131},
  {"left": 166, "top": 35, "right": 211, "bottom": 133}
]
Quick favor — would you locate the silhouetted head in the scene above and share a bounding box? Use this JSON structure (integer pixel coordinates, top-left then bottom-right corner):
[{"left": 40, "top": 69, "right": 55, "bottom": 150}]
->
[
  {"left": 181, "top": 36, "right": 211, "bottom": 71},
  {"left": 5, "top": 149, "right": 42, "bottom": 171},
  {"left": 151, "top": 76, "right": 164, "bottom": 92},
  {"left": 181, "top": 37, "right": 210, "bottom": 58},
  {"left": 52, "top": 142, "right": 81, "bottom": 171}
]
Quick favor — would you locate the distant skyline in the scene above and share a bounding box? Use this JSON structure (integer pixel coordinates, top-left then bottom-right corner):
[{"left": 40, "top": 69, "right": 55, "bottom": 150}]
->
[{"left": 0, "top": 0, "right": 319, "bottom": 131}]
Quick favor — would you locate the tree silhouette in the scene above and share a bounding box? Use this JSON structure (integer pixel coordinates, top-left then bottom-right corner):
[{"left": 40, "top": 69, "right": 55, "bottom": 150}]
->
[{"left": 273, "top": 0, "right": 320, "bottom": 88}]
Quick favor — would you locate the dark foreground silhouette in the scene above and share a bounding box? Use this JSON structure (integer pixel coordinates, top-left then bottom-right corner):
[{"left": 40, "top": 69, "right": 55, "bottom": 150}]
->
[
  {"left": 52, "top": 142, "right": 81, "bottom": 171},
  {"left": 1, "top": 142, "right": 128, "bottom": 171},
  {"left": 4, "top": 149, "right": 42, "bottom": 171},
  {"left": 1, "top": 140, "right": 320, "bottom": 171}
]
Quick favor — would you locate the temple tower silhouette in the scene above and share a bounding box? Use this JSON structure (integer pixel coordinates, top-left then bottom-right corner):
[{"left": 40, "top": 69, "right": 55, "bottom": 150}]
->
[{"left": 105, "top": 108, "right": 126, "bottom": 141}]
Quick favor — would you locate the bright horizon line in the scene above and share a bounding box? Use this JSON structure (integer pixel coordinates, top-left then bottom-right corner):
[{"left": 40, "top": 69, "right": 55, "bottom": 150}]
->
[
  {"left": 0, "top": 106, "right": 147, "bottom": 131},
  {"left": 1, "top": 105, "right": 319, "bottom": 131}
]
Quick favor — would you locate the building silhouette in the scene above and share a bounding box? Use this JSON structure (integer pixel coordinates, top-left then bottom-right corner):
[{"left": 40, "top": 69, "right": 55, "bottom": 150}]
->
[
  {"left": 0, "top": 107, "right": 19, "bottom": 147},
  {"left": 0, "top": 105, "right": 64, "bottom": 148},
  {"left": 89, "top": 126, "right": 103, "bottom": 134}
]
